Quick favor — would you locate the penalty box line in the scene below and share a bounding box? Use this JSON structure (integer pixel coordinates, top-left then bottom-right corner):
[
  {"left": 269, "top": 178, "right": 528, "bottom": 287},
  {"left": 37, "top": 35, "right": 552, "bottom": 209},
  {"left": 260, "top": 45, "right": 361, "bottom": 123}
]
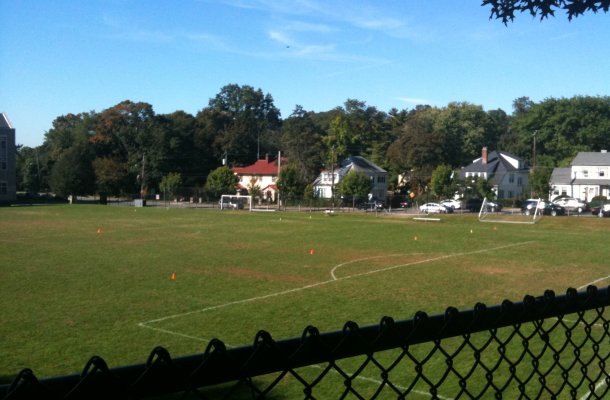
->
[{"left": 139, "top": 240, "right": 535, "bottom": 328}]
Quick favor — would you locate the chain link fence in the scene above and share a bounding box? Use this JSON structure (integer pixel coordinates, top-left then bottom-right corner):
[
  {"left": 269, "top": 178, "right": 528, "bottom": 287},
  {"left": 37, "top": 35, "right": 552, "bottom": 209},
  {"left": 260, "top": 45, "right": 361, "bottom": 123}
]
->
[{"left": 3, "top": 286, "right": 610, "bottom": 399}]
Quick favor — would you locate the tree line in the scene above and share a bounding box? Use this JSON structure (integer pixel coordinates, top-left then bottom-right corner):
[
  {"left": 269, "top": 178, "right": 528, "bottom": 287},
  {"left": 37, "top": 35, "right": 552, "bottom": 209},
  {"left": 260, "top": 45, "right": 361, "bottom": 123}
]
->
[{"left": 15, "top": 83, "right": 610, "bottom": 202}]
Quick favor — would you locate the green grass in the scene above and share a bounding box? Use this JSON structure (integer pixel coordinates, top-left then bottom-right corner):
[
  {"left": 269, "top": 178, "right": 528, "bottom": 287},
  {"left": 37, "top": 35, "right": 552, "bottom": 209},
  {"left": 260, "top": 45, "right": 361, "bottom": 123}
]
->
[{"left": 2, "top": 205, "right": 610, "bottom": 397}]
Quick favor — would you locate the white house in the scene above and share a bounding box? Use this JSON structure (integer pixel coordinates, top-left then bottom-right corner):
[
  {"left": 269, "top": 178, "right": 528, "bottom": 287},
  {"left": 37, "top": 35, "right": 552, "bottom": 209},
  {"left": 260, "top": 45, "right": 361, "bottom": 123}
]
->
[
  {"left": 232, "top": 156, "right": 285, "bottom": 202},
  {"left": 0, "top": 113, "right": 16, "bottom": 203},
  {"left": 460, "top": 147, "right": 529, "bottom": 199},
  {"left": 549, "top": 151, "right": 610, "bottom": 201},
  {"left": 313, "top": 156, "right": 388, "bottom": 202}
]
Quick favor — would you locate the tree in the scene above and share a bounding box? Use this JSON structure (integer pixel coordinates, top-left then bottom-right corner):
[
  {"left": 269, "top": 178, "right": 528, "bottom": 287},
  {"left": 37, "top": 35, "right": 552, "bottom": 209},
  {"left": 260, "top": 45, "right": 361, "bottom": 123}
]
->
[
  {"left": 483, "top": 0, "right": 609, "bottom": 23},
  {"left": 338, "top": 171, "right": 372, "bottom": 208},
  {"left": 49, "top": 143, "right": 96, "bottom": 199},
  {"left": 509, "top": 96, "right": 610, "bottom": 167},
  {"left": 159, "top": 172, "right": 182, "bottom": 200},
  {"left": 206, "top": 84, "right": 281, "bottom": 166},
  {"left": 277, "top": 166, "right": 304, "bottom": 203},
  {"left": 280, "top": 106, "right": 325, "bottom": 183},
  {"left": 205, "top": 166, "right": 238, "bottom": 199},
  {"left": 465, "top": 176, "right": 495, "bottom": 200},
  {"left": 386, "top": 107, "right": 444, "bottom": 191},
  {"left": 91, "top": 101, "right": 163, "bottom": 195},
  {"left": 430, "top": 164, "right": 456, "bottom": 199},
  {"left": 16, "top": 146, "right": 44, "bottom": 193},
  {"left": 529, "top": 167, "right": 552, "bottom": 199},
  {"left": 92, "top": 157, "right": 129, "bottom": 196}
]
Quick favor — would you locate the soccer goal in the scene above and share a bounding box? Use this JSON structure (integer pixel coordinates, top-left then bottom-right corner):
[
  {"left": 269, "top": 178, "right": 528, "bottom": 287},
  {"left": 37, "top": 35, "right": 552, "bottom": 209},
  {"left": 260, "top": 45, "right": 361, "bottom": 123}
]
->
[
  {"left": 478, "top": 197, "right": 541, "bottom": 224},
  {"left": 219, "top": 195, "right": 252, "bottom": 211}
]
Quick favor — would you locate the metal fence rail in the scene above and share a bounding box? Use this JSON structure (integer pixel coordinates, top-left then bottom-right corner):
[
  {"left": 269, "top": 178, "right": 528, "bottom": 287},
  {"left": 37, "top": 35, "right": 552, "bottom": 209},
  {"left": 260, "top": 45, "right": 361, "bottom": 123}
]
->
[{"left": 3, "top": 286, "right": 610, "bottom": 399}]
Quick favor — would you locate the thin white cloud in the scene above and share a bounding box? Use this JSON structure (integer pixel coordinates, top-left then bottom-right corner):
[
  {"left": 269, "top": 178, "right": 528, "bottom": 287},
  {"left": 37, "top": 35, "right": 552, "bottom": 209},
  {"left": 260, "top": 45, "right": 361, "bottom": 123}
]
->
[
  {"left": 284, "top": 21, "right": 334, "bottom": 33},
  {"left": 397, "top": 97, "right": 431, "bottom": 105},
  {"left": 101, "top": 14, "right": 173, "bottom": 43},
  {"left": 268, "top": 30, "right": 293, "bottom": 46}
]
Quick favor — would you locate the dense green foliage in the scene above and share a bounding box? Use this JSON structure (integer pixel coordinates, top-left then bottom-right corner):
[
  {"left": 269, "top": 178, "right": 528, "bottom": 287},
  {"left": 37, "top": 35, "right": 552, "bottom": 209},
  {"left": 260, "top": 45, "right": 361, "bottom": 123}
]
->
[
  {"left": 159, "top": 172, "right": 182, "bottom": 200},
  {"left": 204, "top": 166, "right": 239, "bottom": 198},
  {"left": 338, "top": 170, "right": 372, "bottom": 206},
  {"left": 15, "top": 85, "right": 610, "bottom": 202}
]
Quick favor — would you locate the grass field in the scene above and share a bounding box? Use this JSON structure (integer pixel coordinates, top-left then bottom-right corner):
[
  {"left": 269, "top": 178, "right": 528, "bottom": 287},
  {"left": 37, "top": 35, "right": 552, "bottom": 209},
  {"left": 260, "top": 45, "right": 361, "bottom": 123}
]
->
[{"left": 2, "top": 205, "right": 610, "bottom": 396}]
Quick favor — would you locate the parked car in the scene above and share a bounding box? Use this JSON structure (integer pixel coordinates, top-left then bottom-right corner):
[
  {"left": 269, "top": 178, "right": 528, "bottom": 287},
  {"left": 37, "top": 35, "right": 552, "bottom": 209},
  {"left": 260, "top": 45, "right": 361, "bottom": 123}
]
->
[
  {"left": 465, "top": 198, "right": 483, "bottom": 212},
  {"left": 521, "top": 199, "right": 546, "bottom": 215},
  {"left": 591, "top": 203, "right": 610, "bottom": 217},
  {"left": 485, "top": 201, "right": 503, "bottom": 212},
  {"left": 553, "top": 197, "right": 587, "bottom": 213},
  {"left": 440, "top": 199, "right": 462, "bottom": 210},
  {"left": 420, "top": 202, "right": 452, "bottom": 214},
  {"left": 541, "top": 203, "right": 566, "bottom": 216}
]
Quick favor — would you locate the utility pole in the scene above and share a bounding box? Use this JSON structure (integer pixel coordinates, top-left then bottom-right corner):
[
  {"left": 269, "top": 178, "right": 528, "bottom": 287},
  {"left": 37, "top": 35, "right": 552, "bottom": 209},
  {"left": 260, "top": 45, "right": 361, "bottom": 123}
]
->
[
  {"left": 532, "top": 130, "right": 537, "bottom": 171},
  {"left": 277, "top": 150, "right": 281, "bottom": 209},
  {"left": 140, "top": 153, "right": 146, "bottom": 199},
  {"left": 330, "top": 146, "right": 335, "bottom": 209}
]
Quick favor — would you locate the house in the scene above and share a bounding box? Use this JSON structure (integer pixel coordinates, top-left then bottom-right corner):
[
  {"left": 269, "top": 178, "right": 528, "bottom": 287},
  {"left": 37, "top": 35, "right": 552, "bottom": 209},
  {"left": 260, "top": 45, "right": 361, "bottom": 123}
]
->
[
  {"left": 0, "top": 113, "right": 16, "bottom": 204},
  {"left": 549, "top": 151, "right": 610, "bottom": 201},
  {"left": 313, "top": 156, "right": 388, "bottom": 202},
  {"left": 461, "top": 147, "right": 529, "bottom": 199},
  {"left": 232, "top": 155, "right": 285, "bottom": 202}
]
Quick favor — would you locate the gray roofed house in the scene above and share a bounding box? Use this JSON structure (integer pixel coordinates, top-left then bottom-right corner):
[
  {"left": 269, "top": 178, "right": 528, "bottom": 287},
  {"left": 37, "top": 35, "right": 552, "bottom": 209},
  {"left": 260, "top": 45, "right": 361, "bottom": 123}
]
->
[
  {"left": 549, "top": 151, "right": 610, "bottom": 201},
  {"left": 0, "top": 113, "right": 17, "bottom": 203},
  {"left": 313, "top": 156, "right": 388, "bottom": 202},
  {"left": 460, "top": 147, "right": 529, "bottom": 199}
]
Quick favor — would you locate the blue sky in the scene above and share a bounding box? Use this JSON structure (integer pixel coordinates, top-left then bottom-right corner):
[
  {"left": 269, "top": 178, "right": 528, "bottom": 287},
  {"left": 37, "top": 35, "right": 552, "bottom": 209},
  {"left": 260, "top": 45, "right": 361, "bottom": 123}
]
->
[{"left": 1, "top": 1, "right": 609, "bottom": 147}]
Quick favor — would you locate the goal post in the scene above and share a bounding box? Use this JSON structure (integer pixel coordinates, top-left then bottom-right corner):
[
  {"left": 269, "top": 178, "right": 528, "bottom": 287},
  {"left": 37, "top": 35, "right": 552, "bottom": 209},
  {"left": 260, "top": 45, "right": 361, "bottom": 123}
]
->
[
  {"left": 478, "top": 197, "right": 541, "bottom": 224},
  {"left": 220, "top": 195, "right": 252, "bottom": 211}
]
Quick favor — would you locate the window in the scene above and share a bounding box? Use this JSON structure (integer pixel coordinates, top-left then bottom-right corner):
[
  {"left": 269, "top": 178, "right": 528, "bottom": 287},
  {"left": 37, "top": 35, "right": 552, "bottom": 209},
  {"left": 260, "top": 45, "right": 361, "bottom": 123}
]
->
[
  {"left": 509, "top": 174, "right": 515, "bottom": 183},
  {"left": 498, "top": 190, "right": 504, "bottom": 199},
  {"left": 517, "top": 176, "right": 523, "bottom": 186},
  {"left": 508, "top": 191, "right": 514, "bottom": 198},
  {"left": 600, "top": 169, "right": 605, "bottom": 177},
  {"left": 0, "top": 182, "right": 6, "bottom": 195},
  {"left": 0, "top": 137, "right": 6, "bottom": 171},
  {"left": 583, "top": 170, "right": 589, "bottom": 178},
  {"left": 377, "top": 176, "right": 386, "bottom": 183}
]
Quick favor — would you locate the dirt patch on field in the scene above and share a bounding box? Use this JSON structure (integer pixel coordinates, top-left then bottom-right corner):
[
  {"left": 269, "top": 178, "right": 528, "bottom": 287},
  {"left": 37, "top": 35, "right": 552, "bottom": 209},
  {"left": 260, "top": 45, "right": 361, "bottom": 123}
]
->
[{"left": 223, "top": 267, "right": 317, "bottom": 285}]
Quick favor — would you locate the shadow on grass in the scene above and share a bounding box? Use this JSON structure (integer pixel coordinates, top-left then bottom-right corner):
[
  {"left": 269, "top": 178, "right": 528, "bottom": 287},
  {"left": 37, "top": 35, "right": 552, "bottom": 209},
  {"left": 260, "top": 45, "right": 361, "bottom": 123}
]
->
[{"left": 0, "top": 374, "right": 17, "bottom": 385}]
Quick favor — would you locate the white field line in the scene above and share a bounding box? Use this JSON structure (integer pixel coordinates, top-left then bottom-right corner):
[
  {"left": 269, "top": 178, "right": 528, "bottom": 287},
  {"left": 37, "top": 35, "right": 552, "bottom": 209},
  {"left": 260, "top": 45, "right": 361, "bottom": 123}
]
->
[
  {"left": 140, "top": 241, "right": 534, "bottom": 327},
  {"left": 579, "top": 378, "right": 608, "bottom": 400},
  {"left": 578, "top": 275, "right": 610, "bottom": 291},
  {"left": 330, "top": 253, "right": 422, "bottom": 281},
  {"left": 138, "top": 241, "right": 533, "bottom": 400},
  {"left": 307, "top": 364, "right": 454, "bottom": 400}
]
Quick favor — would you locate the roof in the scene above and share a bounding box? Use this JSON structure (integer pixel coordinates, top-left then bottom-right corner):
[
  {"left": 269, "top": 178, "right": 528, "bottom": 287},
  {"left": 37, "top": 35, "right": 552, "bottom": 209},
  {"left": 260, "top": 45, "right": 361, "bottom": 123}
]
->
[
  {"left": 232, "top": 157, "right": 286, "bottom": 176},
  {"left": 339, "top": 156, "right": 386, "bottom": 175},
  {"left": 571, "top": 152, "right": 610, "bottom": 166},
  {"left": 0, "top": 113, "right": 14, "bottom": 130},
  {"left": 462, "top": 150, "right": 528, "bottom": 183},
  {"left": 549, "top": 167, "right": 573, "bottom": 185}
]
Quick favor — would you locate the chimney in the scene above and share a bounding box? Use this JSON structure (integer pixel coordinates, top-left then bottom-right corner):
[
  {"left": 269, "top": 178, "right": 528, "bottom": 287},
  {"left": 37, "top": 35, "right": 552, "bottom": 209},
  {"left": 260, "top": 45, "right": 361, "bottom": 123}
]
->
[
  {"left": 482, "top": 147, "right": 488, "bottom": 165},
  {"left": 265, "top": 153, "right": 269, "bottom": 162}
]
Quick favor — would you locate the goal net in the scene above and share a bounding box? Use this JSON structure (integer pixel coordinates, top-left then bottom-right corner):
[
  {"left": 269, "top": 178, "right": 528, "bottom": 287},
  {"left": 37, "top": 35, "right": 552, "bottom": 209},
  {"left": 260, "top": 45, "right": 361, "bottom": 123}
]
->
[
  {"left": 478, "top": 197, "right": 542, "bottom": 224},
  {"left": 220, "top": 195, "right": 252, "bottom": 211}
]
